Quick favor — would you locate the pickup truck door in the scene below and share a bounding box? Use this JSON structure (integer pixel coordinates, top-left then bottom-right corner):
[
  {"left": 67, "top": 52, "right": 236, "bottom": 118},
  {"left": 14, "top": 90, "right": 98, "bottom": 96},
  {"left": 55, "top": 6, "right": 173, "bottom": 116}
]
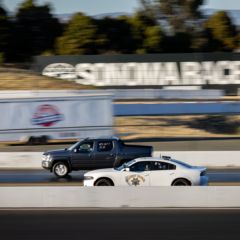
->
[
  {"left": 71, "top": 141, "right": 94, "bottom": 169},
  {"left": 93, "top": 140, "right": 116, "bottom": 168},
  {"left": 120, "top": 161, "right": 151, "bottom": 186}
]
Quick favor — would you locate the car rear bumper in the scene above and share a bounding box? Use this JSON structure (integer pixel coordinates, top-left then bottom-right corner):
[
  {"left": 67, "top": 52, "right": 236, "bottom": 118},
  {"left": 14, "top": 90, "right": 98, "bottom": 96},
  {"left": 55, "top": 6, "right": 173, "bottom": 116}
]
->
[{"left": 200, "top": 176, "right": 208, "bottom": 186}]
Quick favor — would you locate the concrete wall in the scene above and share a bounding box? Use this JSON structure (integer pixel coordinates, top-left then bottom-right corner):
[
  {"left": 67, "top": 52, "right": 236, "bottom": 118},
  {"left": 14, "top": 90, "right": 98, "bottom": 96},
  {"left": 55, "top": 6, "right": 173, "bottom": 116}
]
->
[
  {"left": 1, "top": 186, "right": 240, "bottom": 208},
  {"left": 0, "top": 151, "right": 240, "bottom": 169},
  {"left": 0, "top": 152, "right": 42, "bottom": 169},
  {"left": 154, "top": 151, "right": 240, "bottom": 168},
  {"left": 0, "top": 89, "right": 223, "bottom": 100}
]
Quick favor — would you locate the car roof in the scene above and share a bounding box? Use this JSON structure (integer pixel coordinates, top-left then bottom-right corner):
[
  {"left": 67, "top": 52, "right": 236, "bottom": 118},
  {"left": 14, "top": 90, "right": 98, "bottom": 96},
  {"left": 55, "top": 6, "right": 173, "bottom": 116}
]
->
[
  {"left": 134, "top": 157, "right": 172, "bottom": 164},
  {"left": 133, "top": 157, "right": 192, "bottom": 169}
]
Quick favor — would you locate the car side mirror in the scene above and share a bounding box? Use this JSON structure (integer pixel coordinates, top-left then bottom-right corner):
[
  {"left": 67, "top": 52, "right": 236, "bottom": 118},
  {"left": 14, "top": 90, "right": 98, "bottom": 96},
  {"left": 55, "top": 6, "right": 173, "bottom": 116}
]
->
[
  {"left": 73, "top": 149, "right": 78, "bottom": 153},
  {"left": 124, "top": 167, "right": 130, "bottom": 172}
]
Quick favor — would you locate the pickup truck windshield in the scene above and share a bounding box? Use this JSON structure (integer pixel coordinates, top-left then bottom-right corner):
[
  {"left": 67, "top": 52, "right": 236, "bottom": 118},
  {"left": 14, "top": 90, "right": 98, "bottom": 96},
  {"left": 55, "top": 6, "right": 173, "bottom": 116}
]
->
[{"left": 68, "top": 141, "right": 81, "bottom": 151}]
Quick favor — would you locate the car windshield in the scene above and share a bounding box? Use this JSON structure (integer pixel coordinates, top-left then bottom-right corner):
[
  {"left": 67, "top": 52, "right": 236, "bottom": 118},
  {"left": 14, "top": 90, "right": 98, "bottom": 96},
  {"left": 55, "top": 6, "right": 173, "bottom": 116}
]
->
[
  {"left": 171, "top": 159, "right": 192, "bottom": 168},
  {"left": 114, "top": 159, "right": 136, "bottom": 171}
]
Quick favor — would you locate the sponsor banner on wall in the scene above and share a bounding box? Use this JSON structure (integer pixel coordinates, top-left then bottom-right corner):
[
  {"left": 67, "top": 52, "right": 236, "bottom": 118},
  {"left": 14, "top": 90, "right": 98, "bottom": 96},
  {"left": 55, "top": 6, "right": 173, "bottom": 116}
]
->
[{"left": 33, "top": 53, "right": 240, "bottom": 86}]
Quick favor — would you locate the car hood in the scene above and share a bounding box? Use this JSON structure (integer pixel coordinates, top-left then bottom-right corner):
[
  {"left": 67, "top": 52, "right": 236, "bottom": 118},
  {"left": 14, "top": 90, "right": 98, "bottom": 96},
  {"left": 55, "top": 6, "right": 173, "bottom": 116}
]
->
[
  {"left": 44, "top": 149, "right": 70, "bottom": 157},
  {"left": 85, "top": 168, "right": 117, "bottom": 175}
]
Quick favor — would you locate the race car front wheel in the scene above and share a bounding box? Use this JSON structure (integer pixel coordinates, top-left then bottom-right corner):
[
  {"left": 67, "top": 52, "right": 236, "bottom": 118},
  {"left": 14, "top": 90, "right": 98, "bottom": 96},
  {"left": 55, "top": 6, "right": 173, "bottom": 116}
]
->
[{"left": 94, "top": 178, "right": 113, "bottom": 186}]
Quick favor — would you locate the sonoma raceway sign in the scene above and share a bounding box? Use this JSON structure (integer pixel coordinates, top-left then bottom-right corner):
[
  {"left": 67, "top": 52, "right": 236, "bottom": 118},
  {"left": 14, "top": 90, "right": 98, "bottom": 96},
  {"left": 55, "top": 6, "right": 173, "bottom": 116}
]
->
[
  {"left": 37, "top": 53, "right": 240, "bottom": 86},
  {"left": 42, "top": 61, "right": 240, "bottom": 86}
]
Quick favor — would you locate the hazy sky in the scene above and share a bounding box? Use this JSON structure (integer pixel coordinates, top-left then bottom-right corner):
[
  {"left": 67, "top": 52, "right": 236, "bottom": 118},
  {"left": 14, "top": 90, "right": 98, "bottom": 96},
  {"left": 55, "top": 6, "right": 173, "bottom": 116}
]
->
[{"left": 2, "top": 0, "right": 240, "bottom": 15}]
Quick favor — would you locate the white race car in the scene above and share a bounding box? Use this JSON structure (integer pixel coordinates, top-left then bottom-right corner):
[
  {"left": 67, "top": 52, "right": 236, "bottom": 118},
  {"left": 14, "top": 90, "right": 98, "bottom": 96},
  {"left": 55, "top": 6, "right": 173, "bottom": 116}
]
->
[{"left": 84, "top": 157, "right": 208, "bottom": 186}]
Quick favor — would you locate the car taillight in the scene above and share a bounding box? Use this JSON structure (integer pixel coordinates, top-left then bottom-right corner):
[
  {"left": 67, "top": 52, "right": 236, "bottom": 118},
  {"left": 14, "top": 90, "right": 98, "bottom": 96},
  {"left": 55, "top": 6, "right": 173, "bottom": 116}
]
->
[{"left": 200, "top": 171, "right": 206, "bottom": 176}]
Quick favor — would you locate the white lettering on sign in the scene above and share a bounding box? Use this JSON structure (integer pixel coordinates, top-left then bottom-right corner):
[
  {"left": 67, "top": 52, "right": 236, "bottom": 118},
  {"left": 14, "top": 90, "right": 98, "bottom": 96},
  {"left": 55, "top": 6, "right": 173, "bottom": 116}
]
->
[
  {"left": 42, "top": 61, "right": 240, "bottom": 86},
  {"left": 181, "top": 62, "right": 202, "bottom": 85}
]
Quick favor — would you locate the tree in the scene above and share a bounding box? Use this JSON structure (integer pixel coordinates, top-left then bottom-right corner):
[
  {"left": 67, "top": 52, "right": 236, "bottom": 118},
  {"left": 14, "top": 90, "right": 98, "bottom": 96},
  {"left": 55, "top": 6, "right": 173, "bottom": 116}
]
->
[
  {"left": 161, "top": 32, "right": 192, "bottom": 53},
  {"left": 95, "top": 16, "right": 135, "bottom": 54},
  {"left": 143, "top": 25, "right": 163, "bottom": 53},
  {"left": 0, "top": 4, "right": 10, "bottom": 62},
  {"left": 204, "top": 11, "right": 238, "bottom": 51},
  {"left": 139, "top": 0, "right": 204, "bottom": 34},
  {"left": 56, "top": 13, "right": 98, "bottom": 55},
  {"left": 8, "top": 0, "right": 62, "bottom": 61},
  {"left": 128, "top": 11, "right": 163, "bottom": 53}
]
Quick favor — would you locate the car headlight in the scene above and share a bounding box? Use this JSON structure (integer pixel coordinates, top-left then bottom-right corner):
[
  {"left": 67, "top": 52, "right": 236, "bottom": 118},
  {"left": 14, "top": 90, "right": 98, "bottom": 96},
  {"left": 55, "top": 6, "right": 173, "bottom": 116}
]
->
[{"left": 84, "top": 176, "right": 94, "bottom": 180}]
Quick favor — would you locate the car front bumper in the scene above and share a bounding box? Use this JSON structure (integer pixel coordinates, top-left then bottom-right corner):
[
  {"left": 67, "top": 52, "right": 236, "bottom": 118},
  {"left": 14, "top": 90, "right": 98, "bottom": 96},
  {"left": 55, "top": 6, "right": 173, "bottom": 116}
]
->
[{"left": 84, "top": 179, "right": 95, "bottom": 187}]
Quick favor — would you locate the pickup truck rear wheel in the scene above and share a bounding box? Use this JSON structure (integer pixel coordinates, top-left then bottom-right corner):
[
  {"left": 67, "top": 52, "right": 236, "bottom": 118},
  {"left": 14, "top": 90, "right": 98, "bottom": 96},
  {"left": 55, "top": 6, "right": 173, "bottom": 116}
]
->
[
  {"left": 95, "top": 178, "right": 113, "bottom": 186},
  {"left": 53, "top": 162, "right": 69, "bottom": 178}
]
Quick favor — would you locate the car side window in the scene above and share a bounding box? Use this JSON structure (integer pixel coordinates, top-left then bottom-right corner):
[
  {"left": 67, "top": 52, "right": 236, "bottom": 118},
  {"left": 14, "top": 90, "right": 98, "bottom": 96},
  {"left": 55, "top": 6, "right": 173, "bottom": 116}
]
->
[
  {"left": 151, "top": 161, "right": 176, "bottom": 171},
  {"left": 97, "top": 141, "right": 113, "bottom": 152},
  {"left": 78, "top": 141, "right": 93, "bottom": 153},
  {"left": 130, "top": 161, "right": 150, "bottom": 172}
]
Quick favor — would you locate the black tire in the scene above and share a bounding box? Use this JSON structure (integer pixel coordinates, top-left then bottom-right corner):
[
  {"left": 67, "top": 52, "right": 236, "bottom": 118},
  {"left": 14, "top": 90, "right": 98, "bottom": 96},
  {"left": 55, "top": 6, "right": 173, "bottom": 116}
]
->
[
  {"left": 172, "top": 178, "right": 191, "bottom": 186},
  {"left": 94, "top": 178, "right": 113, "bottom": 186},
  {"left": 53, "top": 162, "right": 69, "bottom": 178}
]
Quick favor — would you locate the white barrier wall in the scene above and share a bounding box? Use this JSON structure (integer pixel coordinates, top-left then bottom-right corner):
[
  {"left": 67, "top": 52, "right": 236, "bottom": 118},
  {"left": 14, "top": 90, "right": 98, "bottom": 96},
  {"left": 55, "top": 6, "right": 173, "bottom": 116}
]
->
[
  {"left": 154, "top": 151, "right": 240, "bottom": 168},
  {"left": 0, "top": 89, "right": 224, "bottom": 100},
  {"left": 0, "top": 152, "right": 42, "bottom": 169},
  {"left": 1, "top": 151, "right": 240, "bottom": 169},
  {"left": 0, "top": 186, "right": 240, "bottom": 208}
]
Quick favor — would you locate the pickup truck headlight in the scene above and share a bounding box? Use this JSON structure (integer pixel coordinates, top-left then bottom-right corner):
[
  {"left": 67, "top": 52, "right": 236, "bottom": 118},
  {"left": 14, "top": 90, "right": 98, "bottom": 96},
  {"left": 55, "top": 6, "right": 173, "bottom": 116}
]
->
[
  {"left": 84, "top": 176, "right": 94, "bottom": 180},
  {"left": 42, "top": 155, "right": 52, "bottom": 161}
]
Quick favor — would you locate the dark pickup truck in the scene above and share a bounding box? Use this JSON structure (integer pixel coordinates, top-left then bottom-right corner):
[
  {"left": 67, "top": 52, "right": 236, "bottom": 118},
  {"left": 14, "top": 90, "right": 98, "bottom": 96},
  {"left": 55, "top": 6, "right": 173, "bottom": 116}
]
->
[{"left": 42, "top": 137, "right": 153, "bottom": 177}]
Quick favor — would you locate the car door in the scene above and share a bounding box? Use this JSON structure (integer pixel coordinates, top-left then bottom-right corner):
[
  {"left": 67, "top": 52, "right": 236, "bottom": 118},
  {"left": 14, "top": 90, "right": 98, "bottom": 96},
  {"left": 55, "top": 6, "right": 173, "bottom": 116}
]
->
[
  {"left": 120, "top": 161, "right": 151, "bottom": 186},
  {"left": 93, "top": 140, "right": 116, "bottom": 168},
  {"left": 149, "top": 161, "right": 176, "bottom": 186},
  {"left": 71, "top": 141, "right": 94, "bottom": 169}
]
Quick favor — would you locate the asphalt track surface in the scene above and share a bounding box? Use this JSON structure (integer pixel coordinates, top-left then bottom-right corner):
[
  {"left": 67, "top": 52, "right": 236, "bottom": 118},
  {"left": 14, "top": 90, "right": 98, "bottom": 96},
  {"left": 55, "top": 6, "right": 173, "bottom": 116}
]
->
[
  {"left": 0, "top": 209, "right": 240, "bottom": 240},
  {"left": 1, "top": 138, "right": 240, "bottom": 151},
  {"left": 0, "top": 169, "right": 239, "bottom": 185}
]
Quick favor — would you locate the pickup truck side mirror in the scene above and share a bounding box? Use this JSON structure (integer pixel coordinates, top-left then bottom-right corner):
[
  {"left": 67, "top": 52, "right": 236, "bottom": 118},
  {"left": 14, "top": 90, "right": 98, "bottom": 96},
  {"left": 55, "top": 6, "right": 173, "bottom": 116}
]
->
[{"left": 74, "top": 148, "right": 91, "bottom": 153}]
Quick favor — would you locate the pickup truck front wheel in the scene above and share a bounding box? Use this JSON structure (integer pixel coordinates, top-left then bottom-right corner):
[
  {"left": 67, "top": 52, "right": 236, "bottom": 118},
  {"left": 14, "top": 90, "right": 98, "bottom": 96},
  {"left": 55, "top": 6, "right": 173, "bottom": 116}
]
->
[{"left": 53, "top": 162, "right": 69, "bottom": 178}]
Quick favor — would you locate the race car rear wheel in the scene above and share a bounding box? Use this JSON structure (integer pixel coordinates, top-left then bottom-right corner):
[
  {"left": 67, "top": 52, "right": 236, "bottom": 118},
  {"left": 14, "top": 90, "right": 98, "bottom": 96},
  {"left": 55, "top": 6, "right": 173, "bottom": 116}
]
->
[
  {"left": 94, "top": 178, "right": 113, "bottom": 186},
  {"left": 172, "top": 178, "right": 191, "bottom": 186}
]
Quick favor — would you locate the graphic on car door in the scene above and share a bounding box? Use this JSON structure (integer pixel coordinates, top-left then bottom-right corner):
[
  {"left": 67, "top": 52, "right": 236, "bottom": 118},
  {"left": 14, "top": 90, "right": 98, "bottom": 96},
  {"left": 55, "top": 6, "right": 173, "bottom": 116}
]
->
[{"left": 121, "top": 161, "right": 151, "bottom": 186}]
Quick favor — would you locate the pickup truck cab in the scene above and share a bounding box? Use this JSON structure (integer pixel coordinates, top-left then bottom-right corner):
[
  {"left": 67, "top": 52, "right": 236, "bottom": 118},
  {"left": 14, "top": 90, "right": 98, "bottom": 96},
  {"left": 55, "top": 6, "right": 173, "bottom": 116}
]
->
[{"left": 42, "top": 137, "right": 153, "bottom": 177}]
